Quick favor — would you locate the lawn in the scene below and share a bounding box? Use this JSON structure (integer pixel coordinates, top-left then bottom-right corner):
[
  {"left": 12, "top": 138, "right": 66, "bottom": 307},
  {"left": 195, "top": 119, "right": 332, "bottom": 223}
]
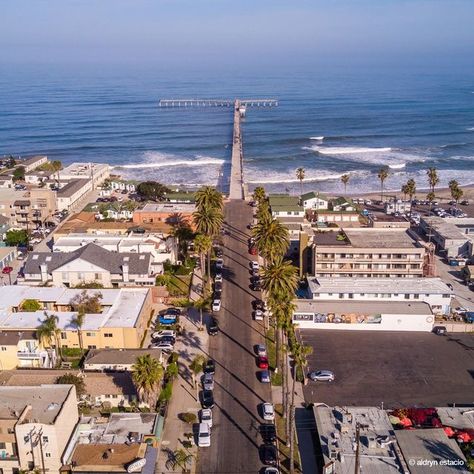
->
[
  {"left": 275, "top": 403, "right": 302, "bottom": 474},
  {"left": 265, "top": 326, "right": 282, "bottom": 386}
]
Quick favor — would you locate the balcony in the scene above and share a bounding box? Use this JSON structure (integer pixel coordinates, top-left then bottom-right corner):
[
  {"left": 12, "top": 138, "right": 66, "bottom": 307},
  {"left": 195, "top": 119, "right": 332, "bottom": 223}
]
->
[{"left": 17, "top": 351, "right": 42, "bottom": 359}]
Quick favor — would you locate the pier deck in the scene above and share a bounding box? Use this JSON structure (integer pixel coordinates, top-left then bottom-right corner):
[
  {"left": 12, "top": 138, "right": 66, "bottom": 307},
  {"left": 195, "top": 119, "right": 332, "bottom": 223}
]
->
[{"left": 229, "top": 100, "right": 244, "bottom": 200}]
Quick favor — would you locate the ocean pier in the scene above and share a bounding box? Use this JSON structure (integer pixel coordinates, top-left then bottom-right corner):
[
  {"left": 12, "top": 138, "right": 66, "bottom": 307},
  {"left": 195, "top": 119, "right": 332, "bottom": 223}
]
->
[{"left": 158, "top": 98, "right": 278, "bottom": 199}]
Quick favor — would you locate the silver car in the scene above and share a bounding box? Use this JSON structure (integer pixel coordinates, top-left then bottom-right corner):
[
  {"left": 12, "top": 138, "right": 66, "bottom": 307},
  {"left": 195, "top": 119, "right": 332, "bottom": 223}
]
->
[
  {"left": 308, "top": 370, "right": 335, "bottom": 382},
  {"left": 202, "top": 373, "right": 214, "bottom": 390}
]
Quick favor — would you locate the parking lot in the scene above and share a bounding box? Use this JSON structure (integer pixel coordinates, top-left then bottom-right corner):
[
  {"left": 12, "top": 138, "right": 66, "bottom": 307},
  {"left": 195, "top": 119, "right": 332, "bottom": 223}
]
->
[{"left": 299, "top": 329, "right": 474, "bottom": 408}]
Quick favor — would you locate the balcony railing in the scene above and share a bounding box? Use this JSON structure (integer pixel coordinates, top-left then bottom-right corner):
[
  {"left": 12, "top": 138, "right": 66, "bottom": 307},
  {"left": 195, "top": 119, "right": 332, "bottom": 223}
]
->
[{"left": 17, "top": 351, "right": 42, "bottom": 359}]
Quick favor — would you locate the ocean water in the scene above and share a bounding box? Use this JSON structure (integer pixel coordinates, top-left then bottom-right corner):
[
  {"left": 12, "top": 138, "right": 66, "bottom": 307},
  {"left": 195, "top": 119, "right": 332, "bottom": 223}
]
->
[{"left": 1, "top": 64, "right": 473, "bottom": 196}]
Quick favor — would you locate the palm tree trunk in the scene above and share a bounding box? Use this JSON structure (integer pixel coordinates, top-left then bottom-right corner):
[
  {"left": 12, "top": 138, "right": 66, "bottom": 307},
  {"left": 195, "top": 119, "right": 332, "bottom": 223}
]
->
[
  {"left": 380, "top": 182, "right": 383, "bottom": 202},
  {"left": 274, "top": 323, "right": 280, "bottom": 373},
  {"left": 207, "top": 248, "right": 211, "bottom": 291},
  {"left": 55, "top": 335, "right": 62, "bottom": 364},
  {"left": 199, "top": 308, "right": 203, "bottom": 327},
  {"left": 78, "top": 329, "right": 84, "bottom": 354},
  {"left": 290, "top": 367, "right": 297, "bottom": 473}
]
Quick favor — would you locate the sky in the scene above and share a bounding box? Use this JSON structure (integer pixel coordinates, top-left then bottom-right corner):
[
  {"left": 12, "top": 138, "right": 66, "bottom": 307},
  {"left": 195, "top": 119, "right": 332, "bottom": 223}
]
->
[{"left": 1, "top": 0, "right": 473, "bottom": 70}]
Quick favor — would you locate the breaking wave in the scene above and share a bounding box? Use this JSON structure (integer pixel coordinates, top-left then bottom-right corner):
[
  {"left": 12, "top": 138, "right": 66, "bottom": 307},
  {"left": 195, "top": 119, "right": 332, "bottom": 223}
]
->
[
  {"left": 310, "top": 136, "right": 325, "bottom": 140},
  {"left": 311, "top": 146, "right": 392, "bottom": 155},
  {"left": 115, "top": 152, "right": 224, "bottom": 169}
]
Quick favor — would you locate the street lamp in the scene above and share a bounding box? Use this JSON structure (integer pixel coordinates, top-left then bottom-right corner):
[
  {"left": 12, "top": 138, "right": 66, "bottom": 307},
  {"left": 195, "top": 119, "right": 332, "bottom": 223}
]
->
[{"left": 2, "top": 266, "right": 13, "bottom": 285}]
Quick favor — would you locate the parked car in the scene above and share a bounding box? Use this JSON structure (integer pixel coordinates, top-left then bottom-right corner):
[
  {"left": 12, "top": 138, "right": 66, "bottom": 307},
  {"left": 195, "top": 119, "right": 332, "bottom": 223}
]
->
[
  {"left": 251, "top": 282, "right": 262, "bottom": 292},
  {"left": 249, "top": 245, "right": 258, "bottom": 255},
  {"left": 202, "top": 373, "right": 214, "bottom": 390},
  {"left": 213, "top": 281, "right": 223, "bottom": 294},
  {"left": 260, "top": 423, "right": 277, "bottom": 443},
  {"left": 259, "top": 444, "right": 277, "bottom": 466},
  {"left": 264, "top": 468, "right": 279, "bottom": 474},
  {"left": 254, "top": 310, "right": 264, "bottom": 321},
  {"left": 460, "top": 200, "right": 470, "bottom": 206},
  {"left": 253, "top": 299, "right": 265, "bottom": 310},
  {"left": 200, "top": 408, "right": 213, "bottom": 428},
  {"left": 433, "top": 326, "right": 447, "bottom": 335},
  {"left": 257, "top": 356, "right": 269, "bottom": 369},
  {"left": 212, "top": 299, "right": 221, "bottom": 312},
  {"left": 151, "top": 330, "right": 176, "bottom": 340},
  {"left": 250, "top": 261, "right": 260, "bottom": 271},
  {"left": 214, "top": 273, "right": 223, "bottom": 283},
  {"left": 215, "top": 247, "right": 223, "bottom": 258},
  {"left": 262, "top": 403, "right": 275, "bottom": 421},
  {"left": 464, "top": 312, "right": 474, "bottom": 324},
  {"left": 256, "top": 344, "right": 267, "bottom": 357},
  {"left": 208, "top": 317, "right": 219, "bottom": 336},
  {"left": 308, "top": 370, "right": 335, "bottom": 382},
  {"left": 204, "top": 359, "right": 216, "bottom": 375},
  {"left": 201, "top": 390, "right": 215, "bottom": 409},
  {"left": 215, "top": 258, "right": 224, "bottom": 269},
  {"left": 159, "top": 314, "right": 177, "bottom": 325},
  {"left": 259, "top": 370, "right": 271, "bottom": 383},
  {"left": 198, "top": 422, "right": 211, "bottom": 447},
  {"left": 149, "top": 341, "right": 174, "bottom": 350}
]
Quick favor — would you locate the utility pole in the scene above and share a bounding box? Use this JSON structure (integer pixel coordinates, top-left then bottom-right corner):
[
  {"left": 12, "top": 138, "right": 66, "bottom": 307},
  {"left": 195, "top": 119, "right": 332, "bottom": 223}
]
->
[{"left": 354, "top": 422, "right": 361, "bottom": 474}]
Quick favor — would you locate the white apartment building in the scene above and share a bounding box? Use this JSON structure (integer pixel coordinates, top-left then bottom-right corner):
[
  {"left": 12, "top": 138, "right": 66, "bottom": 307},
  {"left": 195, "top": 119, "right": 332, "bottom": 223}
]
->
[
  {"left": 56, "top": 178, "right": 93, "bottom": 211},
  {"left": 60, "top": 162, "right": 110, "bottom": 188},
  {"left": 307, "top": 276, "right": 453, "bottom": 315},
  {"left": 0, "top": 384, "right": 78, "bottom": 474}
]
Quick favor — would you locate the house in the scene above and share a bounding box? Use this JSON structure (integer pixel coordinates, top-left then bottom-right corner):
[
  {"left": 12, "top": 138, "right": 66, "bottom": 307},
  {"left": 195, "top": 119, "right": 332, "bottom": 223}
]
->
[
  {"left": 132, "top": 202, "right": 196, "bottom": 229},
  {"left": 303, "top": 227, "right": 426, "bottom": 278},
  {"left": 0, "top": 330, "right": 53, "bottom": 369},
  {"left": 0, "top": 176, "right": 14, "bottom": 188},
  {"left": 60, "top": 162, "right": 110, "bottom": 188},
  {"left": 306, "top": 208, "right": 360, "bottom": 224},
  {"left": 0, "top": 246, "right": 17, "bottom": 272},
  {"left": 307, "top": 276, "right": 453, "bottom": 315},
  {"left": 57, "top": 178, "right": 93, "bottom": 211},
  {"left": 0, "top": 286, "right": 153, "bottom": 349},
  {"left": 61, "top": 413, "right": 159, "bottom": 473},
  {"left": 84, "top": 348, "right": 163, "bottom": 371},
  {"left": 330, "top": 196, "right": 356, "bottom": 212},
  {"left": 20, "top": 243, "right": 155, "bottom": 287},
  {"left": 108, "top": 179, "right": 138, "bottom": 193},
  {"left": 268, "top": 195, "right": 305, "bottom": 218},
  {"left": 300, "top": 191, "right": 329, "bottom": 210},
  {"left": 0, "top": 384, "right": 78, "bottom": 474},
  {"left": 163, "top": 191, "right": 196, "bottom": 203},
  {"left": 20, "top": 155, "right": 48, "bottom": 172},
  {"left": 294, "top": 299, "right": 434, "bottom": 331}
]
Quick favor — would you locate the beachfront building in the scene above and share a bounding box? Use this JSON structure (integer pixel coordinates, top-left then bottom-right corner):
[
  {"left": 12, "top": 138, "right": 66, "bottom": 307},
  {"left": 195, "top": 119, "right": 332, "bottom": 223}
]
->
[
  {"left": 0, "top": 384, "right": 78, "bottom": 474},
  {"left": 60, "top": 162, "right": 110, "bottom": 189},
  {"left": 132, "top": 202, "right": 196, "bottom": 228},
  {"left": 329, "top": 196, "right": 356, "bottom": 212},
  {"left": 19, "top": 155, "right": 48, "bottom": 172},
  {"left": 385, "top": 199, "right": 412, "bottom": 215},
  {"left": 84, "top": 348, "right": 164, "bottom": 372},
  {"left": 303, "top": 228, "right": 426, "bottom": 278},
  {"left": 307, "top": 276, "right": 453, "bottom": 315},
  {"left": 107, "top": 179, "right": 138, "bottom": 193},
  {"left": 268, "top": 195, "right": 305, "bottom": 218},
  {"left": 300, "top": 191, "right": 329, "bottom": 210},
  {"left": 57, "top": 178, "right": 93, "bottom": 211},
  {"left": 19, "top": 243, "right": 155, "bottom": 287},
  {"left": 294, "top": 300, "right": 434, "bottom": 331},
  {"left": 0, "top": 285, "right": 153, "bottom": 349}
]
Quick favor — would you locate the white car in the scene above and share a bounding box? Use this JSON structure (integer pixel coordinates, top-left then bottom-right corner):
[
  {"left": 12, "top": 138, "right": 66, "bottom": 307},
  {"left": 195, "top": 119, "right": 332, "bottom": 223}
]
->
[
  {"left": 200, "top": 408, "right": 213, "bottom": 428},
  {"left": 149, "top": 341, "right": 174, "bottom": 350},
  {"left": 212, "top": 299, "right": 221, "bottom": 312},
  {"left": 250, "top": 261, "right": 259, "bottom": 271},
  {"left": 151, "top": 330, "right": 176, "bottom": 340},
  {"left": 198, "top": 422, "right": 211, "bottom": 447},
  {"left": 214, "top": 273, "right": 223, "bottom": 283},
  {"left": 262, "top": 403, "right": 275, "bottom": 421},
  {"left": 215, "top": 258, "right": 224, "bottom": 269},
  {"left": 254, "top": 310, "right": 264, "bottom": 321}
]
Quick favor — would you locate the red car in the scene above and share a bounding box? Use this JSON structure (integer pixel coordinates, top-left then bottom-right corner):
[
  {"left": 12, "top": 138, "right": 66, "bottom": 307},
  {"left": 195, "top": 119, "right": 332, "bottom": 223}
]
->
[
  {"left": 257, "top": 356, "right": 269, "bottom": 369},
  {"left": 249, "top": 245, "right": 258, "bottom": 255}
]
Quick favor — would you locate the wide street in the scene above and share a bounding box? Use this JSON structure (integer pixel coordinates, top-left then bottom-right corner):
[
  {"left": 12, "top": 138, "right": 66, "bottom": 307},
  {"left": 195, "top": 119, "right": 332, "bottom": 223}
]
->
[{"left": 199, "top": 200, "right": 272, "bottom": 473}]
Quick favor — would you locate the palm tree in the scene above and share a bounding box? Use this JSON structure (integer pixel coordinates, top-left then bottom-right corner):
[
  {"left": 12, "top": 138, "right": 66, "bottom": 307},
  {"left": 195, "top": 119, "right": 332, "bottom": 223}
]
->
[
  {"left": 252, "top": 186, "right": 266, "bottom": 205},
  {"left": 401, "top": 183, "right": 409, "bottom": 201},
  {"left": 295, "top": 168, "right": 305, "bottom": 195},
  {"left": 449, "top": 179, "right": 463, "bottom": 205},
  {"left": 377, "top": 167, "right": 389, "bottom": 202},
  {"left": 36, "top": 312, "right": 61, "bottom": 366},
  {"left": 255, "top": 199, "right": 272, "bottom": 225},
  {"left": 427, "top": 167, "right": 440, "bottom": 195},
  {"left": 405, "top": 178, "right": 416, "bottom": 202},
  {"left": 194, "top": 233, "right": 212, "bottom": 286},
  {"left": 192, "top": 296, "right": 211, "bottom": 328},
  {"left": 193, "top": 206, "right": 223, "bottom": 237},
  {"left": 189, "top": 355, "right": 206, "bottom": 390},
  {"left": 261, "top": 257, "right": 299, "bottom": 297},
  {"left": 71, "top": 308, "right": 85, "bottom": 354},
  {"left": 132, "top": 354, "right": 164, "bottom": 408},
  {"left": 252, "top": 219, "right": 290, "bottom": 263},
  {"left": 51, "top": 160, "right": 62, "bottom": 186},
  {"left": 195, "top": 186, "right": 223, "bottom": 211},
  {"left": 340, "top": 174, "right": 350, "bottom": 194},
  {"left": 165, "top": 449, "right": 194, "bottom": 473}
]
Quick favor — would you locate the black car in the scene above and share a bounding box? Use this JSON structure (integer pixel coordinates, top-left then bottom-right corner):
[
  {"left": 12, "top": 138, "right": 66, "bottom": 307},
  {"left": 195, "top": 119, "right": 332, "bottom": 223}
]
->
[
  {"left": 251, "top": 282, "right": 262, "bottom": 292},
  {"left": 214, "top": 282, "right": 223, "bottom": 294},
  {"left": 215, "top": 248, "right": 223, "bottom": 258},
  {"left": 259, "top": 424, "right": 277, "bottom": 443},
  {"left": 155, "top": 335, "right": 176, "bottom": 344},
  {"left": 201, "top": 389, "right": 215, "bottom": 409},
  {"left": 253, "top": 299, "right": 264, "bottom": 310},
  {"left": 209, "top": 317, "right": 219, "bottom": 336},
  {"left": 259, "top": 444, "right": 277, "bottom": 466},
  {"left": 203, "top": 359, "right": 216, "bottom": 375},
  {"left": 164, "top": 308, "right": 181, "bottom": 317}
]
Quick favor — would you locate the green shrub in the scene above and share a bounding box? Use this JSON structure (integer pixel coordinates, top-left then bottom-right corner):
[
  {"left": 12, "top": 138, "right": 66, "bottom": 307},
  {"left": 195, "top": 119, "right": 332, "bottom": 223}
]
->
[
  {"left": 180, "top": 412, "right": 197, "bottom": 424},
  {"left": 168, "top": 352, "right": 179, "bottom": 364},
  {"left": 166, "top": 362, "right": 179, "bottom": 380},
  {"left": 20, "top": 299, "right": 41, "bottom": 311},
  {"left": 158, "top": 381, "right": 173, "bottom": 403}
]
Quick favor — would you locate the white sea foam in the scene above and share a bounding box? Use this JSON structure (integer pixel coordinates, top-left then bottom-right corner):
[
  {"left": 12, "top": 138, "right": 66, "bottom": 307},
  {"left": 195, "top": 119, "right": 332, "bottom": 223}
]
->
[
  {"left": 312, "top": 146, "right": 392, "bottom": 155},
  {"left": 310, "top": 136, "right": 325, "bottom": 140},
  {"left": 467, "top": 127, "right": 474, "bottom": 131},
  {"left": 388, "top": 163, "right": 406, "bottom": 169},
  {"left": 115, "top": 154, "right": 224, "bottom": 169}
]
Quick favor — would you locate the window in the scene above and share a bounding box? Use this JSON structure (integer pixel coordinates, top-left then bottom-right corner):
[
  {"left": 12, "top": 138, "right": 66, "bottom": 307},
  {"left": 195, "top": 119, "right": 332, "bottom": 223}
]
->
[
  {"left": 442, "top": 294, "right": 450, "bottom": 298},
  {"left": 414, "top": 294, "right": 419, "bottom": 299},
  {"left": 348, "top": 294, "right": 354, "bottom": 299},
  {"left": 45, "top": 453, "right": 51, "bottom": 458},
  {"left": 94, "top": 273, "right": 100, "bottom": 280},
  {"left": 404, "top": 294, "right": 410, "bottom": 299},
  {"left": 338, "top": 293, "right": 344, "bottom": 299},
  {"left": 0, "top": 442, "right": 6, "bottom": 449},
  {"left": 88, "top": 345, "right": 97, "bottom": 349},
  {"left": 104, "top": 333, "right": 113, "bottom": 338},
  {"left": 112, "top": 394, "right": 118, "bottom": 398},
  {"left": 42, "top": 436, "right": 49, "bottom": 443},
  {"left": 86, "top": 332, "right": 96, "bottom": 337},
  {"left": 1, "top": 347, "right": 6, "bottom": 351},
  {"left": 61, "top": 332, "right": 67, "bottom": 340},
  {"left": 77, "top": 272, "right": 84, "bottom": 280}
]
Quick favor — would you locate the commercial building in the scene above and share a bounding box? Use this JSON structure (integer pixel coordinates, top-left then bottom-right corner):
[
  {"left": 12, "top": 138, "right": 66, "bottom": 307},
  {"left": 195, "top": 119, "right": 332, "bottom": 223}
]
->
[
  {"left": 132, "top": 202, "right": 196, "bottom": 228},
  {"left": 60, "top": 162, "right": 110, "bottom": 188},
  {"left": 420, "top": 216, "right": 473, "bottom": 258},
  {"left": 300, "top": 191, "right": 329, "bottom": 210},
  {"left": 84, "top": 348, "right": 163, "bottom": 371},
  {"left": 306, "top": 209, "right": 360, "bottom": 224},
  {"left": 61, "top": 413, "right": 158, "bottom": 473},
  {"left": 0, "top": 286, "right": 153, "bottom": 349},
  {"left": 307, "top": 277, "right": 453, "bottom": 315},
  {"left": 305, "top": 228, "right": 426, "bottom": 278},
  {"left": 0, "top": 384, "right": 78, "bottom": 474},
  {"left": 268, "top": 195, "right": 305, "bottom": 218},
  {"left": 20, "top": 243, "right": 155, "bottom": 287},
  {"left": 53, "top": 232, "right": 177, "bottom": 269},
  {"left": 293, "top": 299, "right": 434, "bottom": 331}
]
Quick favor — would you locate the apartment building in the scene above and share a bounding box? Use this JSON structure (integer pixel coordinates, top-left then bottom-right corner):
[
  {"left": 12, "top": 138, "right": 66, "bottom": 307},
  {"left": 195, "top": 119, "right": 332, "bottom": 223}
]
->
[
  {"left": 300, "top": 191, "right": 329, "bottom": 210},
  {"left": 304, "top": 228, "right": 426, "bottom": 278},
  {"left": 56, "top": 178, "right": 93, "bottom": 211},
  {"left": 268, "top": 195, "right": 305, "bottom": 218},
  {"left": 20, "top": 243, "right": 154, "bottom": 287},
  {"left": 0, "top": 286, "right": 153, "bottom": 349},
  {"left": 60, "top": 162, "right": 110, "bottom": 188},
  {"left": 0, "top": 384, "right": 78, "bottom": 474},
  {"left": 0, "top": 330, "right": 52, "bottom": 369},
  {"left": 132, "top": 202, "right": 196, "bottom": 228}
]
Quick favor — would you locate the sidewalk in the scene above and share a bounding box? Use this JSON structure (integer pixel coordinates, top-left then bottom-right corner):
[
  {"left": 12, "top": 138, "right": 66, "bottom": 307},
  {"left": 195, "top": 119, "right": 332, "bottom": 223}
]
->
[{"left": 155, "top": 267, "right": 209, "bottom": 473}]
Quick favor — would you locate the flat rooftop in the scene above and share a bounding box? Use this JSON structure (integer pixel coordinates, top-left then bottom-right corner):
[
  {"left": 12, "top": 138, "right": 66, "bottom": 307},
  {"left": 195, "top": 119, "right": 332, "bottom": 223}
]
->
[
  {"left": 436, "top": 407, "right": 474, "bottom": 431},
  {"left": 421, "top": 216, "right": 469, "bottom": 241},
  {"left": 0, "top": 384, "right": 73, "bottom": 424},
  {"left": 395, "top": 428, "right": 468, "bottom": 473},
  {"left": 313, "top": 405, "right": 407, "bottom": 474},
  {"left": 139, "top": 202, "right": 196, "bottom": 213},
  {"left": 85, "top": 348, "right": 162, "bottom": 367},
  {"left": 61, "top": 162, "right": 110, "bottom": 176},
  {"left": 295, "top": 299, "right": 432, "bottom": 315},
  {"left": 57, "top": 178, "right": 89, "bottom": 198},
  {"left": 308, "top": 277, "right": 453, "bottom": 296},
  {"left": 344, "top": 228, "right": 418, "bottom": 249}
]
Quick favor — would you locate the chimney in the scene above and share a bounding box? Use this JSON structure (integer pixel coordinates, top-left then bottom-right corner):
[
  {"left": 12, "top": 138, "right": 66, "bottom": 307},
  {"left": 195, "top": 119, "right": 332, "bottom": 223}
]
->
[
  {"left": 40, "top": 263, "right": 48, "bottom": 283},
  {"left": 122, "top": 263, "right": 129, "bottom": 282}
]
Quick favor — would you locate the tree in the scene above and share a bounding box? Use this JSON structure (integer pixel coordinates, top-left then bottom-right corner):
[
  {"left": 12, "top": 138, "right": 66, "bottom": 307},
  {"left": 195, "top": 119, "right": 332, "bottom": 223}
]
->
[
  {"left": 5, "top": 229, "right": 28, "bottom": 247},
  {"left": 71, "top": 308, "right": 85, "bottom": 354},
  {"left": 427, "top": 167, "right": 440, "bottom": 195},
  {"left": 165, "top": 361, "right": 179, "bottom": 381},
  {"left": 137, "top": 181, "right": 170, "bottom": 201},
  {"left": 189, "top": 355, "right": 206, "bottom": 390},
  {"left": 296, "top": 167, "right": 305, "bottom": 195},
  {"left": 195, "top": 186, "right": 223, "bottom": 211},
  {"left": 70, "top": 290, "right": 103, "bottom": 313},
  {"left": 6, "top": 155, "right": 16, "bottom": 168},
  {"left": 168, "top": 215, "right": 195, "bottom": 260},
  {"left": 261, "top": 257, "right": 299, "bottom": 298},
  {"left": 377, "top": 167, "right": 389, "bottom": 202},
  {"left": 165, "top": 449, "right": 194, "bottom": 473},
  {"left": 20, "top": 299, "right": 41, "bottom": 311},
  {"left": 449, "top": 179, "right": 463, "bottom": 205},
  {"left": 56, "top": 372, "right": 86, "bottom": 398},
  {"left": 191, "top": 296, "right": 211, "bottom": 328},
  {"left": 132, "top": 354, "right": 164, "bottom": 408},
  {"left": 193, "top": 206, "right": 223, "bottom": 236},
  {"left": 252, "top": 218, "right": 290, "bottom": 263},
  {"left": 405, "top": 178, "right": 416, "bottom": 203},
  {"left": 36, "top": 313, "right": 61, "bottom": 365},
  {"left": 252, "top": 186, "right": 266, "bottom": 205},
  {"left": 340, "top": 174, "right": 350, "bottom": 194},
  {"left": 12, "top": 166, "right": 25, "bottom": 182},
  {"left": 194, "top": 233, "right": 212, "bottom": 285},
  {"left": 51, "top": 160, "right": 63, "bottom": 185}
]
